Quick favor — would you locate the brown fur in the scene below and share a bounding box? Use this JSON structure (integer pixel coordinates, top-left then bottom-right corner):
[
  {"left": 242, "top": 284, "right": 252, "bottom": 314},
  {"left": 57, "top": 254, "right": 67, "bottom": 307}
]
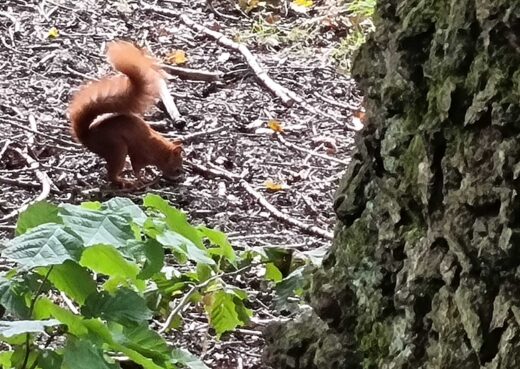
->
[{"left": 68, "top": 41, "right": 182, "bottom": 188}]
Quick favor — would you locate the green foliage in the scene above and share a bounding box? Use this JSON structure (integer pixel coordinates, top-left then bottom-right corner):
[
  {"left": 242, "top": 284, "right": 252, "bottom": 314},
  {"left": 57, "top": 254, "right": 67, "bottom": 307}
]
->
[
  {"left": 0, "top": 196, "right": 293, "bottom": 369},
  {"left": 333, "top": 0, "right": 376, "bottom": 74}
]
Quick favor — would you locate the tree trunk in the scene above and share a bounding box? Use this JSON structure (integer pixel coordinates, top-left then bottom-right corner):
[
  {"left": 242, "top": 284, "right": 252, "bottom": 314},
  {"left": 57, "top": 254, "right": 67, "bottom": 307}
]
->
[{"left": 264, "top": 1, "right": 520, "bottom": 368}]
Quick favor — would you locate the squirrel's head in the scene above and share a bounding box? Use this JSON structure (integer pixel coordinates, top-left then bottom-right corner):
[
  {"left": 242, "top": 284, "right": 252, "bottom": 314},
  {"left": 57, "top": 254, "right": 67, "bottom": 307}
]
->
[{"left": 162, "top": 141, "right": 183, "bottom": 179}]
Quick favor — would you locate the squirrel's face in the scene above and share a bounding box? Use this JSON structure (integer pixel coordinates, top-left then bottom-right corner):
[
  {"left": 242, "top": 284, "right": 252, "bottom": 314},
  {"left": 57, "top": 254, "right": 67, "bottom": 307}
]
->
[{"left": 162, "top": 142, "right": 183, "bottom": 179}]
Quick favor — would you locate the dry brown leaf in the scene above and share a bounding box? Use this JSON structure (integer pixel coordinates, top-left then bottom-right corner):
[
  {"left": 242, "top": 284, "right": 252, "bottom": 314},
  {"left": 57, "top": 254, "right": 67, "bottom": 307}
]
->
[{"left": 267, "top": 119, "right": 284, "bottom": 133}]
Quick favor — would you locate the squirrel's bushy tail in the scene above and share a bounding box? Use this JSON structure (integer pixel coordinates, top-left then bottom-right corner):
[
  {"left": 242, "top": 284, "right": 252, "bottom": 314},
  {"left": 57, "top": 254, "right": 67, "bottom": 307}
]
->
[{"left": 68, "top": 41, "right": 162, "bottom": 143}]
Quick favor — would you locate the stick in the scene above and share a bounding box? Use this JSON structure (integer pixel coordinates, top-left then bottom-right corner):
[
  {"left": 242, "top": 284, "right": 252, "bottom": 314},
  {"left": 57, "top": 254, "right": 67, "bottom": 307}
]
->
[
  {"left": 0, "top": 117, "right": 81, "bottom": 149},
  {"left": 179, "top": 14, "right": 294, "bottom": 106},
  {"left": 0, "top": 116, "right": 53, "bottom": 221},
  {"left": 158, "top": 79, "right": 182, "bottom": 121},
  {"left": 139, "top": 3, "right": 293, "bottom": 105},
  {"left": 167, "top": 125, "right": 226, "bottom": 142},
  {"left": 276, "top": 133, "right": 349, "bottom": 165},
  {"left": 0, "top": 139, "right": 11, "bottom": 160},
  {"left": 186, "top": 160, "right": 333, "bottom": 240},
  {"left": 159, "top": 264, "right": 255, "bottom": 333},
  {"left": 162, "top": 65, "right": 223, "bottom": 82}
]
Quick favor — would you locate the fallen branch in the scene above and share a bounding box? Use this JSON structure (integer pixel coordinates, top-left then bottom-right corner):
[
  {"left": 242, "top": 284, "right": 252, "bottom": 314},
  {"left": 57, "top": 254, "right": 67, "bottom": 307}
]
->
[
  {"left": 179, "top": 14, "right": 294, "bottom": 106},
  {"left": 0, "top": 117, "right": 81, "bottom": 150},
  {"left": 140, "top": 2, "right": 293, "bottom": 106},
  {"left": 162, "top": 65, "right": 223, "bottom": 82},
  {"left": 0, "top": 117, "right": 53, "bottom": 222},
  {"left": 168, "top": 125, "right": 226, "bottom": 143},
  {"left": 186, "top": 160, "right": 333, "bottom": 240},
  {"left": 276, "top": 133, "right": 349, "bottom": 166},
  {"left": 158, "top": 79, "right": 182, "bottom": 122},
  {"left": 0, "top": 139, "right": 11, "bottom": 160},
  {"left": 281, "top": 87, "right": 363, "bottom": 131},
  {"left": 0, "top": 148, "right": 52, "bottom": 222}
]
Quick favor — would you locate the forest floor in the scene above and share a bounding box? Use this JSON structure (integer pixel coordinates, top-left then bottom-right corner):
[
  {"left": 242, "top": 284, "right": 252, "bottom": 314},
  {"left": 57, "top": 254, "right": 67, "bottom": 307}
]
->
[{"left": 0, "top": 0, "right": 363, "bottom": 367}]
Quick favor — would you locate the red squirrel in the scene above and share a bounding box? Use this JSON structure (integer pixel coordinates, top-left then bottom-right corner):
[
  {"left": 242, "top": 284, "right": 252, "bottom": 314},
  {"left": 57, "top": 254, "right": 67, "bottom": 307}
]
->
[{"left": 68, "top": 41, "right": 183, "bottom": 188}]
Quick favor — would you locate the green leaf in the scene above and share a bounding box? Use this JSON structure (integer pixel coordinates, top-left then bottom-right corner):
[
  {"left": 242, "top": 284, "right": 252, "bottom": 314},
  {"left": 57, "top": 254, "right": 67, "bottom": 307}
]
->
[
  {"left": 59, "top": 204, "right": 134, "bottom": 247},
  {"left": 196, "top": 264, "right": 213, "bottom": 282},
  {"left": 0, "top": 351, "right": 13, "bottom": 368},
  {"left": 265, "top": 263, "right": 283, "bottom": 283},
  {"left": 62, "top": 337, "right": 119, "bottom": 369},
  {"left": 15, "top": 201, "right": 60, "bottom": 236},
  {"left": 171, "top": 348, "right": 210, "bottom": 369},
  {"left": 199, "top": 226, "right": 237, "bottom": 264},
  {"left": 3, "top": 224, "right": 83, "bottom": 268},
  {"left": 43, "top": 260, "right": 96, "bottom": 305},
  {"left": 34, "top": 298, "right": 88, "bottom": 336},
  {"left": 38, "top": 350, "right": 63, "bottom": 369},
  {"left": 104, "top": 197, "right": 147, "bottom": 226},
  {"left": 82, "top": 288, "right": 152, "bottom": 326},
  {"left": 80, "top": 244, "right": 139, "bottom": 280},
  {"left": 0, "top": 277, "right": 30, "bottom": 318},
  {"left": 82, "top": 319, "right": 166, "bottom": 369},
  {"left": 205, "top": 291, "right": 248, "bottom": 337},
  {"left": 274, "top": 266, "right": 305, "bottom": 311},
  {"left": 0, "top": 319, "right": 60, "bottom": 338},
  {"left": 111, "top": 323, "right": 170, "bottom": 359},
  {"left": 144, "top": 194, "right": 204, "bottom": 247},
  {"left": 300, "top": 246, "right": 328, "bottom": 267},
  {"left": 156, "top": 230, "right": 215, "bottom": 265},
  {"left": 125, "top": 240, "right": 165, "bottom": 279},
  {"left": 80, "top": 201, "right": 102, "bottom": 210}
]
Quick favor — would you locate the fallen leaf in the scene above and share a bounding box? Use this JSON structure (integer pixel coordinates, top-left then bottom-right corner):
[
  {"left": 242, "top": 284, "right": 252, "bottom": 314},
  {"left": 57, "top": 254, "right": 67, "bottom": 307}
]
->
[
  {"left": 166, "top": 50, "right": 188, "bottom": 65},
  {"left": 47, "top": 27, "right": 59, "bottom": 39},
  {"left": 239, "top": 0, "right": 260, "bottom": 13},
  {"left": 292, "top": 0, "right": 313, "bottom": 8},
  {"left": 264, "top": 180, "right": 285, "bottom": 192},
  {"left": 267, "top": 120, "right": 284, "bottom": 133}
]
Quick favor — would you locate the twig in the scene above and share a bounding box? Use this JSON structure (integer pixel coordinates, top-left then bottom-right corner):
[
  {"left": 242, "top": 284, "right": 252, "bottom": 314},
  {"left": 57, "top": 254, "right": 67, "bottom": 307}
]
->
[
  {"left": 186, "top": 160, "right": 333, "bottom": 239},
  {"left": 239, "top": 180, "right": 333, "bottom": 239},
  {"left": 0, "top": 148, "right": 52, "bottom": 222},
  {"left": 0, "top": 11, "right": 21, "bottom": 33},
  {"left": 167, "top": 125, "right": 226, "bottom": 142},
  {"left": 0, "top": 139, "right": 10, "bottom": 160},
  {"left": 140, "top": 2, "right": 293, "bottom": 105},
  {"left": 0, "top": 117, "right": 81, "bottom": 149},
  {"left": 313, "top": 91, "right": 361, "bottom": 111},
  {"left": 162, "top": 65, "right": 223, "bottom": 82},
  {"left": 0, "top": 176, "right": 58, "bottom": 192},
  {"left": 158, "top": 79, "right": 182, "bottom": 121},
  {"left": 60, "top": 292, "right": 79, "bottom": 315},
  {"left": 179, "top": 14, "right": 294, "bottom": 106},
  {"left": 276, "top": 133, "right": 349, "bottom": 165},
  {"left": 159, "top": 264, "right": 256, "bottom": 333},
  {"left": 281, "top": 87, "right": 362, "bottom": 130}
]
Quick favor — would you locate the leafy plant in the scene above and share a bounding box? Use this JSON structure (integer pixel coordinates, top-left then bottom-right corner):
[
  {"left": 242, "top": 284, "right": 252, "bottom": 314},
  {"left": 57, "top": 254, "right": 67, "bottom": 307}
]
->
[
  {"left": 0, "top": 195, "right": 299, "bottom": 369},
  {"left": 333, "top": 0, "right": 376, "bottom": 73}
]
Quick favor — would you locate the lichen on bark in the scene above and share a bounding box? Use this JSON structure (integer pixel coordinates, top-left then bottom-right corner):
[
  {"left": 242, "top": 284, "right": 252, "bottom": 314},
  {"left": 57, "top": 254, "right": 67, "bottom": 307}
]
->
[{"left": 264, "top": 1, "right": 520, "bottom": 368}]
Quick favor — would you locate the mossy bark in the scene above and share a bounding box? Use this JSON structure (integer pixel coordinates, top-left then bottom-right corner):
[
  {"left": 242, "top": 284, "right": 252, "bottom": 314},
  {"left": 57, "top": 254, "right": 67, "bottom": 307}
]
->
[{"left": 264, "top": 1, "right": 520, "bottom": 368}]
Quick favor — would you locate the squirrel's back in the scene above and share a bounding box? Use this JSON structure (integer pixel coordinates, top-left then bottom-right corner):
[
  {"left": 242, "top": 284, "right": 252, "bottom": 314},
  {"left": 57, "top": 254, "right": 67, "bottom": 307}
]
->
[{"left": 68, "top": 41, "right": 162, "bottom": 144}]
